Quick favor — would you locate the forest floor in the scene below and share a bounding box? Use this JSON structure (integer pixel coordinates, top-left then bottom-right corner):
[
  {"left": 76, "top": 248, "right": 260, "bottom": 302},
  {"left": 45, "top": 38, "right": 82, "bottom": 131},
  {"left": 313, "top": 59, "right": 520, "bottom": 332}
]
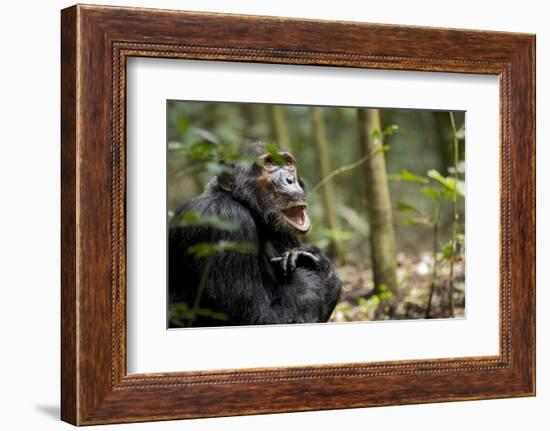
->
[{"left": 330, "top": 252, "right": 465, "bottom": 323}]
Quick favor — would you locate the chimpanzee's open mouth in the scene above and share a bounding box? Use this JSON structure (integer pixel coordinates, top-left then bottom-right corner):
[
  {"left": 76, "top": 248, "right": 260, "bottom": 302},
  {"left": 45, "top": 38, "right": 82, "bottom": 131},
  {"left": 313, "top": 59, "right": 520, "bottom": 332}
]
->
[{"left": 281, "top": 204, "right": 310, "bottom": 233}]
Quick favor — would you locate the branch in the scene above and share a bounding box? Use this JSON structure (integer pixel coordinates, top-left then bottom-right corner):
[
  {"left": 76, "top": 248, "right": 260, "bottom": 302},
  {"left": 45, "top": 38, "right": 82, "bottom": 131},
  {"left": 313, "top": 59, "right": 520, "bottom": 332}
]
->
[{"left": 310, "top": 152, "right": 371, "bottom": 194}]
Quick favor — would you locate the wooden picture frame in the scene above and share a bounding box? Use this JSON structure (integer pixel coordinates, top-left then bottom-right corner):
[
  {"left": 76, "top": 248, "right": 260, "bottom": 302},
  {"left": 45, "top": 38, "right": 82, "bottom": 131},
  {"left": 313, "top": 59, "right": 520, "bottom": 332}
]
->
[{"left": 61, "top": 4, "right": 535, "bottom": 425}]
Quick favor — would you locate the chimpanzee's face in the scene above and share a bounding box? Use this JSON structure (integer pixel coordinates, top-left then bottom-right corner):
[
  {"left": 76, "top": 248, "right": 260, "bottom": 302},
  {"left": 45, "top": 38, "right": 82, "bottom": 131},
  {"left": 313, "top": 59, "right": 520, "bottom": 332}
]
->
[{"left": 255, "top": 152, "right": 310, "bottom": 234}]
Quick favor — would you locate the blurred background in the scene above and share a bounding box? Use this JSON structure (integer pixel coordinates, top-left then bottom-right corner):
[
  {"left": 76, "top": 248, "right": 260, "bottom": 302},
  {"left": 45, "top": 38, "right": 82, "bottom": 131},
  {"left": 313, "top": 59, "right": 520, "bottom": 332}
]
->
[{"left": 167, "top": 100, "right": 465, "bottom": 322}]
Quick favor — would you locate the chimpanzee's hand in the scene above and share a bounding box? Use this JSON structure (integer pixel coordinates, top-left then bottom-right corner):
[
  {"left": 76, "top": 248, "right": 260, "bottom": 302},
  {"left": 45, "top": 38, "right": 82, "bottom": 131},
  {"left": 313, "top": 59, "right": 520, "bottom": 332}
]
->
[{"left": 270, "top": 248, "right": 320, "bottom": 277}]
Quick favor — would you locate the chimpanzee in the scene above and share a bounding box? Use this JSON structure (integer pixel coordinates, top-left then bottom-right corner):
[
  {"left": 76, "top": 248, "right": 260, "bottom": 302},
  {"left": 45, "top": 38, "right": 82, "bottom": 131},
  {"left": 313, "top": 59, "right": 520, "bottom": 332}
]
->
[{"left": 168, "top": 150, "right": 342, "bottom": 327}]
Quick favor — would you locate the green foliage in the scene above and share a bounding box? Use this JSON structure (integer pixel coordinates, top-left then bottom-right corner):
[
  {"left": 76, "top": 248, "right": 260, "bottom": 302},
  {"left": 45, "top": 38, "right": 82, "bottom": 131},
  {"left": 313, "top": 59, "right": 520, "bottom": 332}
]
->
[
  {"left": 172, "top": 210, "right": 239, "bottom": 231},
  {"left": 390, "top": 168, "right": 465, "bottom": 200},
  {"left": 383, "top": 124, "right": 400, "bottom": 136},
  {"left": 263, "top": 143, "right": 286, "bottom": 164},
  {"left": 371, "top": 124, "right": 400, "bottom": 142},
  {"left": 427, "top": 169, "right": 465, "bottom": 198},
  {"left": 376, "top": 283, "right": 395, "bottom": 301},
  {"left": 439, "top": 234, "right": 465, "bottom": 262},
  {"left": 374, "top": 144, "right": 391, "bottom": 155},
  {"left": 358, "top": 296, "right": 380, "bottom": 311},
  {"left": 187, "top": 241, "right": 257, "bottom": 257},
  {"left": 396, "top": 202, "right": 421, "bottom": 213},
  {"left": 167, "top": 101, "right": 467, "bottom": 321},
  {"left": 422, "top": 187, "right": 441, "bottom": 201},
  {"left": 404, "top": 215, "right": 431, "bottom": 225},
  {"left": 389, "top": 169, "right": 429, "bottom": 184}
]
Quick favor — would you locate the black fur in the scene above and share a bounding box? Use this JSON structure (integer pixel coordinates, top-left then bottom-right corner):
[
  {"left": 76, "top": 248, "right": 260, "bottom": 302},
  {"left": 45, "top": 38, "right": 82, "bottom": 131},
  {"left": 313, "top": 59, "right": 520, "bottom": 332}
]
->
[{"left": 169, "top": 163, "right": 342, "bottom": 327}]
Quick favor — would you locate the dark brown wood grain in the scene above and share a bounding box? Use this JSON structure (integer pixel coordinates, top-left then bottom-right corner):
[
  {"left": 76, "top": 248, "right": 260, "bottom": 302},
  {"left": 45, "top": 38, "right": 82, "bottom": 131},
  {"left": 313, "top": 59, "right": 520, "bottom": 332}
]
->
[
  {"left": 61, "top": 4, "right": 536, "bottom": 426},
  {"left": 60, "top": 6, "right": 78, "bottom": 425}
]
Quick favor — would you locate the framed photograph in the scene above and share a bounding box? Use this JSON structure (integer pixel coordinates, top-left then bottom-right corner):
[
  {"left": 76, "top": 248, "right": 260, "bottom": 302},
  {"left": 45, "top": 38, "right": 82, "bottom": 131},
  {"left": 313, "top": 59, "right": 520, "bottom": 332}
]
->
[{"left": 61, "top": 4, "right": 535, "bottom": 425}]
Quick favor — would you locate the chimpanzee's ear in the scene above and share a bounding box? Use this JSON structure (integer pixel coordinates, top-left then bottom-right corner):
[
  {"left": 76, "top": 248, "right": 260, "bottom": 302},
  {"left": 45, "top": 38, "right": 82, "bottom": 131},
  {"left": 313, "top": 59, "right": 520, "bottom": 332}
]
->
[{"left": 217, "top": 172, "right": 234, "bottom": 192}]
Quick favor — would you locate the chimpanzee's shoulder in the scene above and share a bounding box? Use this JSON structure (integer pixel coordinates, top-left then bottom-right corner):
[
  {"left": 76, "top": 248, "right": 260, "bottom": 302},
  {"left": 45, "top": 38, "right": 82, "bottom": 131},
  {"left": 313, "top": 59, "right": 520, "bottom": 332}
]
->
[{"left": 172, "top": 189, "right": 257, "bottom": 240}]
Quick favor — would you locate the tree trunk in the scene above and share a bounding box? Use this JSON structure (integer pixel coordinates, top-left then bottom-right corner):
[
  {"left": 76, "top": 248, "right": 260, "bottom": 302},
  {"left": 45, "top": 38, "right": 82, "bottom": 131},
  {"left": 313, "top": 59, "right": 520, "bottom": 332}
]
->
[
  {"left": 311, "top": 107, "right": 345, "bottom": 260},
  {"left": 240, "top": 104, "right": 269, "bottom": 142},
  {"left": 357, "top": 108, "right": 398, "bottom": 296},
  {"left": 270, "top": 105, "right": 291, "bottom": 152}
]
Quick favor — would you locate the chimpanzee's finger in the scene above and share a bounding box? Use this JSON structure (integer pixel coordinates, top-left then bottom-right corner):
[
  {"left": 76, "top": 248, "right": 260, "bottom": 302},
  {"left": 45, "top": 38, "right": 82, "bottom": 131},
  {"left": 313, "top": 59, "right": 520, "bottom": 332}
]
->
[
  {"left": 280, "top": 251, "right": 290, "bottom": 276},
  {"left": 288, "top": 251, "right": 299, "bottom": 273},
  {"left": 298, "top": 251, "right": 320, "bottom": 269}
]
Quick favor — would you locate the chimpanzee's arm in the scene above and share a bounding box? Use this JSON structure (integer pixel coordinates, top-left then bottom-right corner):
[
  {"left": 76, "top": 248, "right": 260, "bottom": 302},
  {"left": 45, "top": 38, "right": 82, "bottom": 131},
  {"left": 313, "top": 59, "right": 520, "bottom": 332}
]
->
[
  {"left": 169, "top": 200, "right": 323, "bottom": 325},
  {"left": 272, "top": 245, "right": 342, "bottom": 323},
  {"left": 169, "top": 195, "right": 341, "bottom": 326},
  {"left": 203, "top": 248, "right": 340, "bottom": 325}
]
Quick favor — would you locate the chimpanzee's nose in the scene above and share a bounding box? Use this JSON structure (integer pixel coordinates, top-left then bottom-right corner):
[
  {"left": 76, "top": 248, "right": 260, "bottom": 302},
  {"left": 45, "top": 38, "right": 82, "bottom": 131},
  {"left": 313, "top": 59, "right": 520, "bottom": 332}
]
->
[{"left": 277, "top": 171, "right": 304, "bottom": 200}]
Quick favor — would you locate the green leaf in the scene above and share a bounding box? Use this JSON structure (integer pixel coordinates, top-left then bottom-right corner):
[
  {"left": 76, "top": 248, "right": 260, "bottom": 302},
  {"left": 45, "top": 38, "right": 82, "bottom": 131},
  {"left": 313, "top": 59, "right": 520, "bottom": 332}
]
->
[
  {"left": 388, "top": 169, "right": 428, "bottom": 184},
  {"left": 440, "top": 236, "right": 465, "bottom": 262},
  {"left": 378, "top": 283, "right": 389, "bottom": 292},
  {"left": 263, "top": 143, "right": 286, "bottom": 164},
  {"left": 174, "top": 211, "right": 239, "bottom": 231},
  {"left": 383, "top": 124, "right": 400, "bottom": 136},
  {"left": 186, "top": 243, "right": 217, "bottom": 257},
  {"left": 194, "top": 308, "right": 228, "bottom": 320},
  {"left": 440, "top": 188, "right": 455, "bottom": 201},
  {"left": 358, "top": 296, "right": 380, "bottom": 310},
  {"left": 427, "top": 169, "right": 465, "bottom": 197},
  {"left": 427, "top": 169, "right": 447, "bottom": 185},
  {"left": 378, "top": 291, "right": 394, "bottom": 301},
  {"left": 371, "top": 129, "right": 381, "bottom": 141},
  {"left": 422, "top": 187, "right": 441, "bottom": 201},
  {"left": 405, "top": 216, "right": 431, "bottom": 225},
  {"left": 396, "top": 202, "right": 420, "bottom": 213},
  {"left": 441, "top": 241, "right": 453, "bottom": 259},
  {"left": 374, "top": 144, "right": 391, "bottom": 155},
  {"left": 188, "top": 241, "right": 257, "bottom": 257},
  {"left": 182, "top": 141, "right": 217, "bottom": 161}
]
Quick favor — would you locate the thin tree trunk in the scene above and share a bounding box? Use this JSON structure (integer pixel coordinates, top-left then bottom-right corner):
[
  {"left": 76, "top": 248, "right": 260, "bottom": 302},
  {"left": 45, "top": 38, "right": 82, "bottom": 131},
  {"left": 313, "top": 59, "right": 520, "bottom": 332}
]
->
[
  {"left": 240, "top": 104, "right": 268, "bottom": 142},
  {"left": 447, "top": 111, "right": 460, "bottom": 318},
  {"left": 270, "top": 105, "right": 291, "bottom": 152},
  {"left": 357, "top": 108, "right": 398, "bottom": 296},
  {"left": 311, "top": 107, "right": 345, "bottom": 260},
  {"left": 425, "top": 199, "right": 441, "bottom": 318}
]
